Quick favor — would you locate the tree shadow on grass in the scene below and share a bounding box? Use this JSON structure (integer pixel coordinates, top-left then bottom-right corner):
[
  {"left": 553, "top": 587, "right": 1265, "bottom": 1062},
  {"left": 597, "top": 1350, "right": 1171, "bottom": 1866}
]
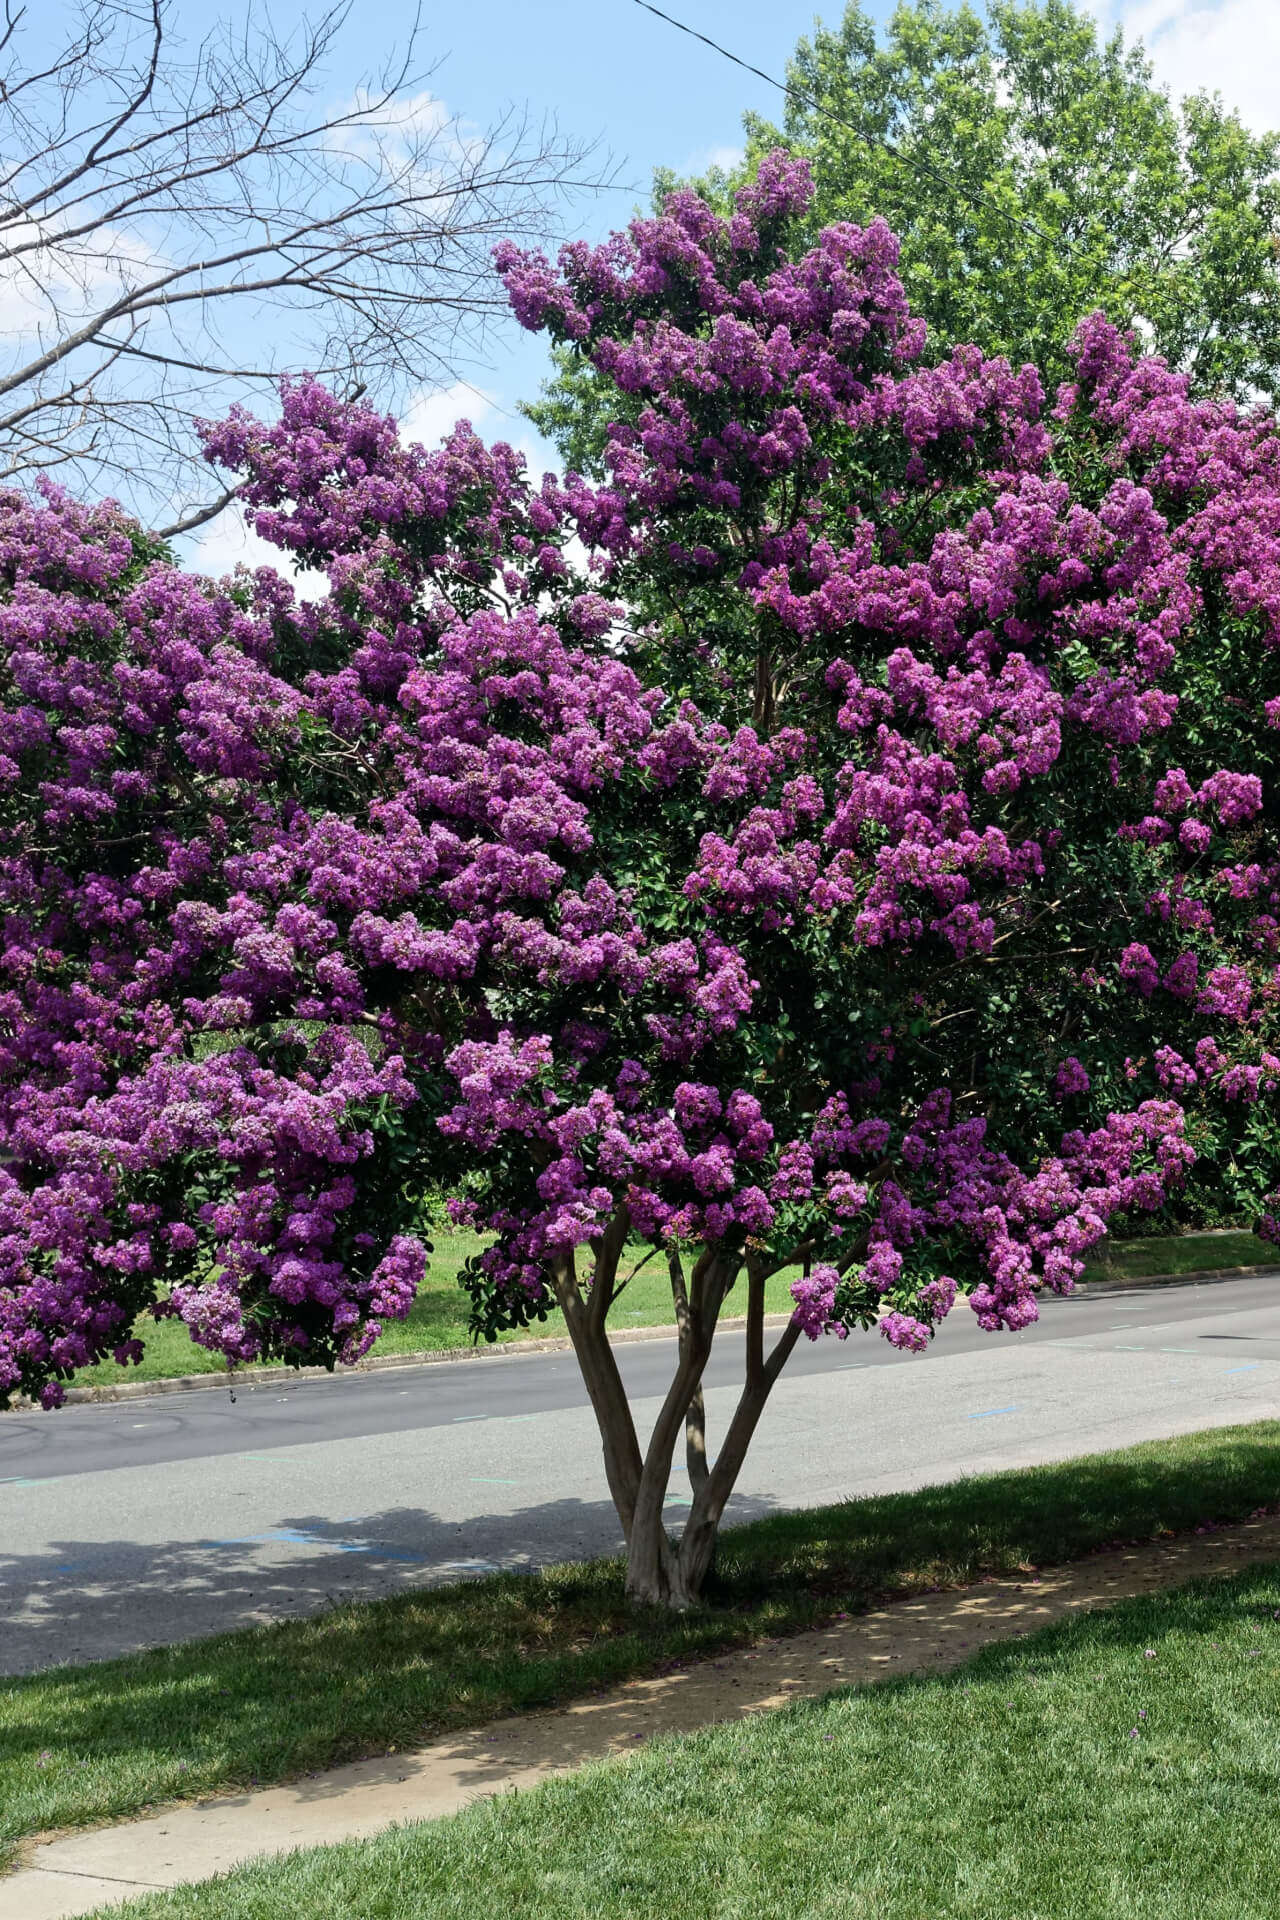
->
[
  {"left": 4, "top": 1424, "right": 1280, "bottom": 1863},
  {"left": 0, "top": 1487, "right": 783, "bottom": 1675}
]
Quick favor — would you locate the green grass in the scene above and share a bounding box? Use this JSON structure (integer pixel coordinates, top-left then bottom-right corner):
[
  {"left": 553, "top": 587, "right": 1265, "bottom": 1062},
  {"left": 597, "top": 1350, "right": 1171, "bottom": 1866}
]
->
[
  {"left": 4, "top": 1419, "right": 1280, "bottom": 1875},
  {"left": 1087, "top": 1228, "right": 1269, "bottom": 1283},
  {"left": 99, "top": 1561, "right": 1280, "bottom": 1919},
  {"left": 73, "top": 1228, "right": 1278, "bottom": 1392},
  {"left": 72, "top": 1234, "right": 801, "bottom": 1389}
]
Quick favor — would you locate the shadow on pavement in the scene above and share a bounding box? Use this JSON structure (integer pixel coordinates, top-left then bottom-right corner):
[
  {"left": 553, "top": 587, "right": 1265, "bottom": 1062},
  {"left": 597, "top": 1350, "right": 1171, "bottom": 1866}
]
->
[{"left": 0, "top": 1489, "right": 781, "bottom": 1676}]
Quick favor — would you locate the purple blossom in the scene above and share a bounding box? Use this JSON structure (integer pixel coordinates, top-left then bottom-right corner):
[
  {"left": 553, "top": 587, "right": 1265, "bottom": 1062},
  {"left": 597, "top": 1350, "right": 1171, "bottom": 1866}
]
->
[
  {"left": 790, "top": 1264, "right": 840, "bottom": 1339},
  {"left": 5, "top": 164, "right": 1280, "bottom": 1420},
  {"left": 880, "top": 1312, "right": 931, "bottom": 1353}
]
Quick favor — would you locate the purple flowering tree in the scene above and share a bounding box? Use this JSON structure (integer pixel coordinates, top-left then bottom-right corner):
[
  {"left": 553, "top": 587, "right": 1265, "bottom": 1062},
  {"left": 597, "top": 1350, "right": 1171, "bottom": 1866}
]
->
[{"left": 5, "top": 155, "right": 1280, "bottom": 1606}]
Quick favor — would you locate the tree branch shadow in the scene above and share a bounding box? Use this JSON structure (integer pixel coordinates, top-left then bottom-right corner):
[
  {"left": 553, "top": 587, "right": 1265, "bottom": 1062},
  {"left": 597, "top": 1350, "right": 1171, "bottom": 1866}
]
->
[{"left": 0, "top": 1488, "right": 781, "bottom": 1676}]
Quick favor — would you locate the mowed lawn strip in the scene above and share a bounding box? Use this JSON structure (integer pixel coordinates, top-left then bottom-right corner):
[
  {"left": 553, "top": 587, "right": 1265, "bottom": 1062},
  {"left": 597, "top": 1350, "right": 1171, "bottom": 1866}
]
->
[
  {"left": 70, "top": 1232, "right": 802, "bottom": 1388},
  {"left": 5, "top": 1419, "right": 1280, "bottom": 1871},
  {"left": 1090, "top": 1228, "right": 1272, "bottom": 1283},
  {"left": 70, "top": 1229, "right": 1276, "bottom": 1390},
  {"left": 95, "top": 1562, "right": 1280, "bottom": 1920}
]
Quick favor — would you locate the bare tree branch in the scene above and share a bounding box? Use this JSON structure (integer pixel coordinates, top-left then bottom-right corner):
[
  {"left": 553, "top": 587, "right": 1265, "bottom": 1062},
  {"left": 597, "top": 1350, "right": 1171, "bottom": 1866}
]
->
[
  {"left": 0, "top": 0, "right": 614, "bottom": 525},
  {"left": 156, "top": 482, "right": 237, "bottom": 539}
]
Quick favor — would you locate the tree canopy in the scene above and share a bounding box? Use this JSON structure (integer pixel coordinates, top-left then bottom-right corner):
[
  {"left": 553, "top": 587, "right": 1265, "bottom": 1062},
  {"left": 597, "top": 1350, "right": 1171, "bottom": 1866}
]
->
[
  {"left": 528, "top": 0, "right": 1280, "bottom": 475},
  {"left": 763, "top": 0, "right": 1280, "bottom": 401},
  {"left": 5, "top": 156, "right": 1280, "bottom": 1605}
]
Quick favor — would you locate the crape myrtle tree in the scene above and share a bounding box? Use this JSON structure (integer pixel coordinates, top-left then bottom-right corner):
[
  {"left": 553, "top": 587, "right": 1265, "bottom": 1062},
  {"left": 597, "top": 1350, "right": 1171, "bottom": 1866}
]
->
[
  {"left": 530, "top": 0, "right": 1280, "bottom": 475},
  {"left": 5, "top": 158, "right": 1280, "bottom": 1607}
]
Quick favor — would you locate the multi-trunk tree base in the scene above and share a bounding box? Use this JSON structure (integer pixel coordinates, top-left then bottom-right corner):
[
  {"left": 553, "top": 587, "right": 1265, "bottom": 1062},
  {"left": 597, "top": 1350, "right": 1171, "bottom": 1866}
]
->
[{"left": 552, "top": 1229, "right": 802, "bottom": 1610}]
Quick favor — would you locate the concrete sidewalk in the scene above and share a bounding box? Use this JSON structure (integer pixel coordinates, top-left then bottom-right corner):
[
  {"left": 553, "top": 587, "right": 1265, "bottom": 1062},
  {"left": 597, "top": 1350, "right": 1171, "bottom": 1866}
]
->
[{"left": 7, "top": 1508, "right": 1280, "bottom": 1919}]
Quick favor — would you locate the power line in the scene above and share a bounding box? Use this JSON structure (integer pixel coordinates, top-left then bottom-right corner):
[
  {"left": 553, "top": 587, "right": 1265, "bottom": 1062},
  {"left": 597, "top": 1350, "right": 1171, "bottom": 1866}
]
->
[{"left": 629, "top": 0, "right": 1086, "bottom": 262}]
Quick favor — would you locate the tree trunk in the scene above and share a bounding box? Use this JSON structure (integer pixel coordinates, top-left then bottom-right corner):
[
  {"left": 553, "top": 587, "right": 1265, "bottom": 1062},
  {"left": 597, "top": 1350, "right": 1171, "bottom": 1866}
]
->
[
  {"left": 551, "top": 1225, "right": 806, "bottom": 1610},
  {"left": 620, "top": 1503, "right": 691, "bottom": 1607},
  {"left": 622, "top": 1254, "right": 801, "bottom": 1607}
]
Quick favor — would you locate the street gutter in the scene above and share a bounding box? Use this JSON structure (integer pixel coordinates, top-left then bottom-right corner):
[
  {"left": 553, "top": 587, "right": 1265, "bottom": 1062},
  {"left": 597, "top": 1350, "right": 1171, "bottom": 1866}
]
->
[{"left": 28, "top": 1260, "right": 1279, "bottom": 1408}]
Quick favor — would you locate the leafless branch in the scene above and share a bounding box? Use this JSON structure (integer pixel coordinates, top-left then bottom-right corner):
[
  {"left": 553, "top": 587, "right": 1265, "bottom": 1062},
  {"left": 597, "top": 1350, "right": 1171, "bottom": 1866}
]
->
[
  {"left": 157, "top": 483, "right": 237, "bottom": 539},
  {"left": 0, "top": 0, "right": 612, "bottom": 525}
]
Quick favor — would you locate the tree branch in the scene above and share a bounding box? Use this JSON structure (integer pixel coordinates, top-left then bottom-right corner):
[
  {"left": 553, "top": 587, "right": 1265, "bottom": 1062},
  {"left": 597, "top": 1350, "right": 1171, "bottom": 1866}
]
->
[
  {"left": 0, "top": 0, "right": 613, "bottom": 516},
  {"left": 156, "top": 484, "right": 238, "bottom": 539}
]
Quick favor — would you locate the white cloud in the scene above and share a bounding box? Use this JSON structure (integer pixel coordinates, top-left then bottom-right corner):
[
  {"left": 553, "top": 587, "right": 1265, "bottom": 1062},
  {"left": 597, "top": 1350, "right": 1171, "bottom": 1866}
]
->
[
  {"left": 327, "top": 87, "right": 488, "bottom": 209},
  {"left": 1096, "top": 1, "right": 1280, "bottom": 130},
  {"left": 678, "top": 143, "right": 745, "bottom": 180},
  {"left": 345, "top": 87, "right": 454, "bottom": 145},
  {"left": 0, "top": 218, "right": 169, "bottom": 354},
  {"left": 399, "top": 379, "right": 501, "bottom": 446},
  {"left": 401, "top": 378, "right": 558, "bottom": 483},
  {"left": 186, "top": 500, "right": 330, "bottom": 602}
]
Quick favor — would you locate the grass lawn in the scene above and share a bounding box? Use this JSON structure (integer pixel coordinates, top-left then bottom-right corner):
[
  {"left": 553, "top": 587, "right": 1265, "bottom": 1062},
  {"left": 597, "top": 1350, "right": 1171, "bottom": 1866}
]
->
[
  {"left": 4, "top": 1419, "right": 1280, "bottom": 1874},
  {"left": 72, "top": 1227, "right": 1278, "bottom": 1391},
  {"left": 97, "top": 1561, "right": 1280, "bottom": 1920},
  {"left": 1088, "top": 1228, "right": 1269, "bottom": 1283}
]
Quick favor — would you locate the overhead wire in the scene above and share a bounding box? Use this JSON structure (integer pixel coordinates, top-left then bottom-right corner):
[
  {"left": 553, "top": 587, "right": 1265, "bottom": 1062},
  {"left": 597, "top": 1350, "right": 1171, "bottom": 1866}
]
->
[{"left": 629, "top": 0, "right": 1087, "bottom": 261}]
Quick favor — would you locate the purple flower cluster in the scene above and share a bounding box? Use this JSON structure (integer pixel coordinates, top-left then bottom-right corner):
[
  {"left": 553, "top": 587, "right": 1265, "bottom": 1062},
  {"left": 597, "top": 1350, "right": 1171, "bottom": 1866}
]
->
[{"left": 6, "top": 158, "right": 1280, "bottom": 1407}]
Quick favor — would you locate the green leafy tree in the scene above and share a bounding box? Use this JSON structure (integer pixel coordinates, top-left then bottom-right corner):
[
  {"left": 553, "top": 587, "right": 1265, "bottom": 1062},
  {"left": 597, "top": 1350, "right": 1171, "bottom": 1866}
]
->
[
  {"left": 527, "top": 0, "right": 1280, "bottom": 475},
  {"left": 765, "top": 0, "right": 1280, "bottom": 397}
]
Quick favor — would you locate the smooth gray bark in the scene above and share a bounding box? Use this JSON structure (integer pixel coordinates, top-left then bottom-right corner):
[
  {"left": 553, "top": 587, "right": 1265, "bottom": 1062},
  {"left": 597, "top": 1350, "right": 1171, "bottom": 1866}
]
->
[{"left": 551, "top": 1213, "right": 814, "bottom": 1608}]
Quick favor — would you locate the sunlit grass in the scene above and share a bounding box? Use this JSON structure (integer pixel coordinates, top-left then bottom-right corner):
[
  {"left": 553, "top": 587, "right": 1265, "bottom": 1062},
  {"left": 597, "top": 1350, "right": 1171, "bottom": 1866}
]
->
[
  {"left": 100, "top": 1562, "right": 1280, "bottom": 1919},
  {"left": 4, "top": 1418, "right": 1280, "bottom": 1873}
]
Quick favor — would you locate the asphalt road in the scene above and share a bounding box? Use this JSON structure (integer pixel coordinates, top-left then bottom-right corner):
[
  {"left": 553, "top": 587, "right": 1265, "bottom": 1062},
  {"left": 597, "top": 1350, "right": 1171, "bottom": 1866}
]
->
[{"left": 3, "top": 1271, "right": 1280, "bottom": 1674}]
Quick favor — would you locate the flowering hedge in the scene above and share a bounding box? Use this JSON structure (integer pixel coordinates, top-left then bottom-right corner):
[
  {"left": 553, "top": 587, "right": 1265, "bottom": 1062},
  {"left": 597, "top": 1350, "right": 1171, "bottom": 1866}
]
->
[{"left": 4, "top": 154, "right": 1280, "bottom": 1597}]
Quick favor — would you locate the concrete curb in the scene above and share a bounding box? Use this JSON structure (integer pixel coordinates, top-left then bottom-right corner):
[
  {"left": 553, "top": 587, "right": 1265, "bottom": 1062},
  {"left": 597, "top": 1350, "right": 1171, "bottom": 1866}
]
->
[
  {"left": 44, "top": 1262, "right": 1279, "bottom": 1408},
  {"left": 51, "top": 1312, "right": 799, "bottom": 1406}
]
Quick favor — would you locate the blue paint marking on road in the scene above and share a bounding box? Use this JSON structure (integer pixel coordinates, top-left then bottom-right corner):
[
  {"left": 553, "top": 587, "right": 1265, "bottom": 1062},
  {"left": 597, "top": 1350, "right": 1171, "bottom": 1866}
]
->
[
  {"left": 202, "top": 1525, "right": 431, "bottom": 1564},
  {"left": 1225, "top": 1364, "right": 1260, "bottom": 1375},
  {"left": 239, "top": 1454, "right": 296, "bottom": 1464},
  {"left": 967, "top": 1405, "right": 1019, "bottom": 1419},
  {"left": 1114, "top": 1344, "right": 1146, "bottom": 1351},
  {"left": 470, "top": 1477, "right": 519, "bottom": 1485},
  {"left": 0, "top": 1476, "right": 40, "bottom": 1487},
  {"left": 451, "top": 1414, "right": 488, "bottom": 1423},
  {"left": 206, "top": 1527, "right": 370, "bottom": 1551}
]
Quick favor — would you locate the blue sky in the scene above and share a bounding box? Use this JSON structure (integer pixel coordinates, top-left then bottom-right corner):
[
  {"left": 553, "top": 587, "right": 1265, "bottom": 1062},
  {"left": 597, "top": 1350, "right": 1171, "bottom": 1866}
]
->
[
  {"left": 190, "top": 0, "right": 1272, "bottom": 572},
  {"left": 196, "top": 0, "right": 880, "bottom": 575}
]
